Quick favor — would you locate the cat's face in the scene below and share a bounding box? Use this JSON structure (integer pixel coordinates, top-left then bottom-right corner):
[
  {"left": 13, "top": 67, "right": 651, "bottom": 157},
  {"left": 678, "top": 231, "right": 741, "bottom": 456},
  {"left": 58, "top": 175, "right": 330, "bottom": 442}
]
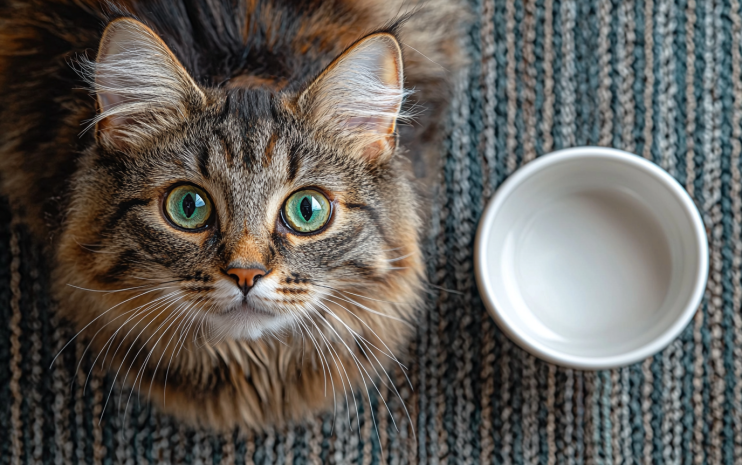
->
[{"left": 57, "top": 19, "right": 420, "bottom": 342}]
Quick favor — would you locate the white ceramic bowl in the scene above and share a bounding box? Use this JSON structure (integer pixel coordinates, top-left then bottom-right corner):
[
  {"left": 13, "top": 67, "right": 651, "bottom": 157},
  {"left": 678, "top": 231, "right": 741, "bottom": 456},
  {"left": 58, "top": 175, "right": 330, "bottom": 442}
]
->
[{"left": 475, "top": 147, "right": 708, "bottom": 369}]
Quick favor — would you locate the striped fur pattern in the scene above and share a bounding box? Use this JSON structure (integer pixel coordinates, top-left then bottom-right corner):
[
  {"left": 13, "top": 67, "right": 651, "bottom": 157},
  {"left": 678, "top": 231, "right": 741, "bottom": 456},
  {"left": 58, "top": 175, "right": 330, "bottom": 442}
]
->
[
  {"left": 2, "top": 0, "right": 742, "bottom": 462},
  {"left": 0, "top": 0, "right": 463, "bottom": 430}
]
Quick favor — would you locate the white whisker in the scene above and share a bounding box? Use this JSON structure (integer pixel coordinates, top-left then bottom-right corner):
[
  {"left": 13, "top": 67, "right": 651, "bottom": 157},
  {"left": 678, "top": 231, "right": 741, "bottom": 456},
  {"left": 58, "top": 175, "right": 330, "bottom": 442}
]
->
[
  {"left": 384, "top": 252, "right": 413, "bottom": 263},
  {"left": 305, "top": 305, "right": 384, "bottom": 440},
  {"left": 321, "top": 307, "right": 406, "bottom": 436},
  {"left": 82, "top": 291, "right": 183, "bottom": 394},
  {"left": 316, "top": 290, "right": 410, "bottom": 327},
  {"left": 66, "top": 280, "right": 178, "bottom": 294},
  {"left": 99, "top": 292, "right": 183, "bottom": 371},
  {"left": 295, "top": 317, "right": 332, "bottom": 399},
  {"left": 300, "top": 310, "right": 353, "bottom": 431},
  {"left": 51, "top": 285, "right": 177, "bottom": 368},
  {"left": 313, "top": 298, "right": 416, "bottom": 439},
  {"left": 121, "top": 296, "right": 190, "bottom": 415},
  {"left": 319, "top": 295, "right": 410, "bottom": 372},
  {"left": 164, "top": 301, "right": 209, "bottom": 405},
  {"left": 102, "top": 292, "right": 184, "bottom": 421},
  {"left": 147, "top": 301, "right": 202, "bottom": 401}
]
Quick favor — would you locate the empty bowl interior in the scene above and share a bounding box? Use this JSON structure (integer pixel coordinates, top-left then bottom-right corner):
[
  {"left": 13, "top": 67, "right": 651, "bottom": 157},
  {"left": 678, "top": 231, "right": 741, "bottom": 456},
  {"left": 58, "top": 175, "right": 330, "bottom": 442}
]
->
[{"left": 480, "top": 155, "right": 704, "bottom": 367}]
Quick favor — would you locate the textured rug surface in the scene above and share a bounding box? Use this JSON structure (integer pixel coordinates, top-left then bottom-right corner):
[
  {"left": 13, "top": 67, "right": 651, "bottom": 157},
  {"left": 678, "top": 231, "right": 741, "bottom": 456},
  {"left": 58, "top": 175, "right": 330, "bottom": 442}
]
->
[{"left": 2, "top": 0, "right": 742, "bottom": 463}]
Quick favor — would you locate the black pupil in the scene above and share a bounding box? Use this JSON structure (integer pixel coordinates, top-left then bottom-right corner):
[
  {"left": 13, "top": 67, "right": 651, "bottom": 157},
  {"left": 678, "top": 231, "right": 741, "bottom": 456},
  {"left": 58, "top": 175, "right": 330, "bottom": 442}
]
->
[
  {"left": 300, "top": 197, "right": 313, "bottom": 221},
  {"left": 182, "top": 193, "right": 196, "bottom": 218}
]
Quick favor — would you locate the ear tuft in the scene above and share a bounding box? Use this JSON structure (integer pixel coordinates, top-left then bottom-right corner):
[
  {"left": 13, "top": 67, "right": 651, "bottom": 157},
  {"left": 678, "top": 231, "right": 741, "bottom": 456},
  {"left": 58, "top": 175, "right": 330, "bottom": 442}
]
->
[
  {"left": 298, "top": 33, "right": 407, "bottom": 161},
  {"left": 82, "top": 18, "right": 205, "bottom": 150}
]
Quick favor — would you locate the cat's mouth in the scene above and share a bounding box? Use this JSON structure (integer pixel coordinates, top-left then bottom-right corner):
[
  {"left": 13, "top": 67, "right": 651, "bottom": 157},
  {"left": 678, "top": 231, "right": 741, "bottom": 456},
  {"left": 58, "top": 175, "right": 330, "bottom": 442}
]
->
[
  {"left": 221, "top": 301, "right": 275, "bottom": 317},
  {"left": 209, "top": 297, "right": 294, "bottom": 341}
]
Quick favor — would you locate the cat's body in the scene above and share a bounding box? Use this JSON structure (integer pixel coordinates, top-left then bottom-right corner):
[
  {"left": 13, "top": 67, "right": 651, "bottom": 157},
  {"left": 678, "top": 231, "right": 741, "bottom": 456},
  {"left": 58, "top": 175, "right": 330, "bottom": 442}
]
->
[{"left": 0, "top": 0, "right": 463, "bottom": 429}]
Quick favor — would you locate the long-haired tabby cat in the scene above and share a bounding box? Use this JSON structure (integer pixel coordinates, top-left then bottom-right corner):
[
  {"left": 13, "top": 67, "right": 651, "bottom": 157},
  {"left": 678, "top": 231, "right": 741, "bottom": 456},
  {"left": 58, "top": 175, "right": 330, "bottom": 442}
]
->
[{"left": 0, "top": 0, "right": 463, "bottom": 429}]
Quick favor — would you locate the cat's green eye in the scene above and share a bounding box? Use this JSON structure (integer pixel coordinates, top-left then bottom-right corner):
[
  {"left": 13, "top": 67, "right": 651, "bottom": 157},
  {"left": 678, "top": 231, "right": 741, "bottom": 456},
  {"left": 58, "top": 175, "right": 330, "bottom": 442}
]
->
[
  {"left": 282, "top": 189, "right": 332, "bottom": 234},
  {"left": 165, "top": 184, "right": 213, "bottom": 230}
]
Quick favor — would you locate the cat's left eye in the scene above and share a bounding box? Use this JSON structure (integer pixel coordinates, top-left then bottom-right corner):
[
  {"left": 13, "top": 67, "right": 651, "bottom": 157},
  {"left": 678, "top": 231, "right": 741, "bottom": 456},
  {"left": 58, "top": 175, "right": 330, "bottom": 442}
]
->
[
  {"left": 282, "top": 189, "right": 332, "bottom": 234},
  {"left": 164, "top": 184, "right": 213, "bottom": 230}
]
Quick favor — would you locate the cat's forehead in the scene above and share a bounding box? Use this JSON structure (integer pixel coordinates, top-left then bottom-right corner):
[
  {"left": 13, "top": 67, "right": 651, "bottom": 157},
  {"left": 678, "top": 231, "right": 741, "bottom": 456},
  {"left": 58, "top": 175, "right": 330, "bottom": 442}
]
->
[
  {"left": 201, "top": 89, "right": 356, "bottom": 184},
  {"left": 204, "top": 101, "right": 328, "bottom": 183},
  {"left": 157, "top": 91, "right": 359, "bottom": 236}
]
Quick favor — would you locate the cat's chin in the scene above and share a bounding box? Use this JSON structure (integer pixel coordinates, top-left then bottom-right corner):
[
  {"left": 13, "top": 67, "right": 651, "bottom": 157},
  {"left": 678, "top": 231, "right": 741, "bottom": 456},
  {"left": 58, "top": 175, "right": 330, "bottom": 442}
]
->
[{"left": 208, "top": 302, "right": 293, "bottom": 341}]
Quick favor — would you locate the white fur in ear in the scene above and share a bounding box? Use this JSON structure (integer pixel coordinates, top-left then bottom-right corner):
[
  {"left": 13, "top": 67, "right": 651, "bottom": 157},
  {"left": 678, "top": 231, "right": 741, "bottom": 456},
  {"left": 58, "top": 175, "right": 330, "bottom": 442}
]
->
[
  {"left": 299, "top": 33, "right": 407, "bottom": 159},
  {"left": 84, "top": 18, "right": 205, "bottom": 149}
]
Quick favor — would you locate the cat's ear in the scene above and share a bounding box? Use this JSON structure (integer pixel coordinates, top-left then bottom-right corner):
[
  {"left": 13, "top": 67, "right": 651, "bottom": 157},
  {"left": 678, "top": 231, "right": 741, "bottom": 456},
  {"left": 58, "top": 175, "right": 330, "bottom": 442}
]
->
[
  {"left": 298, "top": 32, "right": 405, "bottom": 161},
  {"left": 92, "top": 18, "right": 205, "bottom": 150}
]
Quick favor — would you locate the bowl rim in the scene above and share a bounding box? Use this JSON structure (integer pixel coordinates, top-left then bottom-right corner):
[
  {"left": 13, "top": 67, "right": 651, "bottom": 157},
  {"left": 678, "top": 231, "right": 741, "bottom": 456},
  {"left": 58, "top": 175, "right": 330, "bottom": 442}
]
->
[{"left": 474, "top": 146, "right": 709, "bottom": 370}]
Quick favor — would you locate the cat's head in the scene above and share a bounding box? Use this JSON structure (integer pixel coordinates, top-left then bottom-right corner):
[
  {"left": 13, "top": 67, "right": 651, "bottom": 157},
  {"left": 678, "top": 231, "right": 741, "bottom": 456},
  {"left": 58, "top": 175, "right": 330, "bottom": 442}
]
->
[{"left": 58, "top": 18, "right": 422, "bottom": 342}]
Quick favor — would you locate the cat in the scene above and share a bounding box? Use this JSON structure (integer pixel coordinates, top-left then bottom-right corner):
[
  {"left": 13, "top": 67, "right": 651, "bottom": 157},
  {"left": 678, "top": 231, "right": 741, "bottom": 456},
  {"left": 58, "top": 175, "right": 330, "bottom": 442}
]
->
[{"left": 0, "top": 0, "right": 464, "bottom": 430}]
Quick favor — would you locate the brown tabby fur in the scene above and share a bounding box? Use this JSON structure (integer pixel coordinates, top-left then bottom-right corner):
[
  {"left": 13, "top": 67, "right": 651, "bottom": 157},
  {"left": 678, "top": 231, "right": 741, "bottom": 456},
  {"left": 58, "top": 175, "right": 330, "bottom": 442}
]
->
[{"left": 0, "top": 0, "right": 464, "bottom": 430}]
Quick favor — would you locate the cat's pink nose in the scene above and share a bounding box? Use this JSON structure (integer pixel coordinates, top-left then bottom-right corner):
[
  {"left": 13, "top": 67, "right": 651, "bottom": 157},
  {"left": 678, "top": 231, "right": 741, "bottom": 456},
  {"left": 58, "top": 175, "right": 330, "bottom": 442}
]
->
[{"left": 226, "top": 268, "right": 266, "bottom": 293}]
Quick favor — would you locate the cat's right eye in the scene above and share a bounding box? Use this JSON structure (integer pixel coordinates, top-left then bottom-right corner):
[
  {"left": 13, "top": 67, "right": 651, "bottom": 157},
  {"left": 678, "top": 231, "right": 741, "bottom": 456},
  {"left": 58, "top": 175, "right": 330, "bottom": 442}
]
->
[{"left": 164, "top": 184, "right": 214, "bottom": 230}]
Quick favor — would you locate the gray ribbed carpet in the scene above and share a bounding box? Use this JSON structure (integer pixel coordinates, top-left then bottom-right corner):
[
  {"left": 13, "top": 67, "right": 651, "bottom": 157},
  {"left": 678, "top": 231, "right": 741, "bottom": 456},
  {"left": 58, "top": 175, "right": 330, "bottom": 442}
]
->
[{"left": 2, "top": 0, "right": 742, "bottom": 463}]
